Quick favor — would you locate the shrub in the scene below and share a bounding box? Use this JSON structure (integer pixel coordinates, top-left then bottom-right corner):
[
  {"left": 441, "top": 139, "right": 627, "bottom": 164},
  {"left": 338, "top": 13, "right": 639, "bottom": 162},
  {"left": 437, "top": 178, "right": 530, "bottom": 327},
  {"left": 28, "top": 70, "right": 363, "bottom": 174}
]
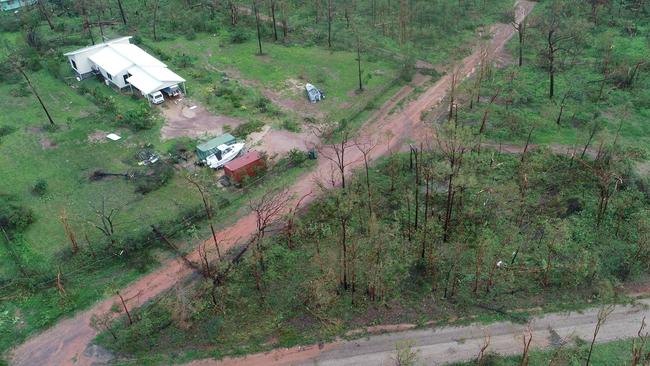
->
[
  {"left": 287, "top": 148, "right": 307, "bottom": 167},
  {"left": 31, "top": 179, "right": 48, "bottom": 197},
  {"left": 184, "top": 29, "right": 197, "bottom": 40},
  {"left": 121, "top": 103, "right": 157, "bottom": 131},
  {"left": 232, "top": 119, "right": 264, "bottom": 138},
  {"left": 230, "top": 28, "right": 249, "bottom": 43},
  {"left": 132, "top": 163, "right": 175, "bottom": 194},
  {"left": 281, "top": 119, "right": 301, "bottom": 132},
  {"left": 0, "top": 126, "right": 16, "bottom": 142},
  {"left": 167, "top": 142, "right": 191, "bottom": 163},
  {"left": 254, "top": 96, "right": 271, "bottom": 113},
  {"left": 0, "top": 195, "right": 34, "bottom": 237},
  {"left": 10, "top": 82, "right": 31, "bottom": 97},
  {"left": 173, "top": 53, "right": 195, "bottom": 68}
]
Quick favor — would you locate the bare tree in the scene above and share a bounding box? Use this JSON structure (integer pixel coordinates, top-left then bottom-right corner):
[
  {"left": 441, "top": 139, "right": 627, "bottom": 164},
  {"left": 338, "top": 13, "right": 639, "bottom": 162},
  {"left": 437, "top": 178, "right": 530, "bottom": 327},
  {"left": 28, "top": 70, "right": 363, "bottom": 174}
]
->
[
  {"left": 56, "top": 266, "right": 67, "bottom": 298},
  {"left": 90, "top": 312, "right": 118, "bottom": 340},
  {"left": 477, "top": 331, "right": 491, "bottom": 366},
  {"left": 186, "top": 176, "right": 221, "bottom": 259},
  {"left": 88, "top": 198, "right": 119, "bottom": 246},
  {"left": 448, "top": 65, "right": 462, "bottom": 121},
  {"left": 631, "top": 316, "right": 648, "bottom": 366},
  {"left": 520, "top": 324, "right": 533, "bottom": 366},
  {"left": 327, "top": 0, "right": 333, "bottom": 47},
  {"left": 15, "top": 63, "right": 55, "bottom": 126},
  {"left": 60, "top": 208, "right": 79, "bottom": 254},
  {"left": 393, "top": 339, "right": 419, "bottom": 366},
  {"left": 270, "top": 0, "right": 278, "bottom": 41},
  {"left": 317, "top": 128, "right": 356, "bottom": 189},
  {"left": 116, "top": 0, "right": 128, "bottom": 25},
  {"left": 284, "top": 192, "right": 311, "bottom": 249},
  {"left": 36, "top": 0, "right": 54, "bottom": 30},
  {"left": 253, "top": 0, "right": 263, "bottom": 54},
  {"left": 279, "top": 0, "right": 288, "bottom": 38},
  {"left": 117, "top": 291, "right": 133, "bottom": 325},
  {"left": 356, "top": 30, "right": 363, "bottom": 91},
  {"left": 539, "top": 1, "right": 579, "bottom": 99},
  {"left": 512, "top": 15, "right": 526, "bottom": 67},
  {"left": 355, "top": 137, "right": 378, "bottom": 218},
  {"left": 152, "top": 0, "right": 161, "bottom": 41},
  {"left": 435, "top": 123, "right": 470, "bottom": 242},
  {"left": 246, "top": 189, "right": 292, "bottom": 294},
  {"left": 586, "top": 305, "right": 615, "bottom": 366}
]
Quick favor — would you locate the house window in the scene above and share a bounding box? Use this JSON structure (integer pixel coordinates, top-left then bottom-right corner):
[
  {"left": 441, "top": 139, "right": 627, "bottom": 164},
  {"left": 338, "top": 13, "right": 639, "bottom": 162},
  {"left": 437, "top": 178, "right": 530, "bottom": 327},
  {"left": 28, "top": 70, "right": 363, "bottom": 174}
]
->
[
  {"left": 123, "top": 73, "right": 131, "bottom": 85},
  {"left": 106, "top": 73, "right": 113, "bottom": 80},
  {"left": 70, "top": 59, "right": 77, "bottom": 70}
]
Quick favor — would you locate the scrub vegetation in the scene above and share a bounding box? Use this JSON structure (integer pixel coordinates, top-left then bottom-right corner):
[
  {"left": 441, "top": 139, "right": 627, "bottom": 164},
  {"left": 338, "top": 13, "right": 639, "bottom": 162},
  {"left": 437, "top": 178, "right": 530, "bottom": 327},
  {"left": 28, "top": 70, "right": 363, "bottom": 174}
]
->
[{"left": 1, "top": 0, "right": 649, "bottom": 365}]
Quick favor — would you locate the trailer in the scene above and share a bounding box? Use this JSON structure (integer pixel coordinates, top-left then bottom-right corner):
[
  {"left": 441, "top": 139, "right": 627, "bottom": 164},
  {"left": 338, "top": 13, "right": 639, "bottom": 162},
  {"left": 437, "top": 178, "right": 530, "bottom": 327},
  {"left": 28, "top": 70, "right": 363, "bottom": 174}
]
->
[{"left": 224, "top": 151, "right": 265, "bottom": 183}]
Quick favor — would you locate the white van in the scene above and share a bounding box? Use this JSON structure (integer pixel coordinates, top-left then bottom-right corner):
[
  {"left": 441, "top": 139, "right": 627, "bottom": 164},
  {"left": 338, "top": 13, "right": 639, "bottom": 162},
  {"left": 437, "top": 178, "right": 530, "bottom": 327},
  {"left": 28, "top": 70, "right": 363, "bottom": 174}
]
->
[{"left": 147, "top": 91, "right": 165, "bottom": 104}]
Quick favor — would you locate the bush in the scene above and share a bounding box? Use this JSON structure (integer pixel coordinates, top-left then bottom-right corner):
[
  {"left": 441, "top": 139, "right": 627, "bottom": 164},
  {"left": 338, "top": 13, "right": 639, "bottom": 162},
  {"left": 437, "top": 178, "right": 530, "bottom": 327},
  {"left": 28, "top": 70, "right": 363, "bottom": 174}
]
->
[
  {"left": 121, "top": 103, "right": 157, "bottom": 131},
  {"left": 230, "top": 28, "right": 249, "bottom": 44},
  {"left": 0, "top": 125, "right": 16, "bottom": 142},
  {"left": 10, "top": 83, "right": 31, "bottom": 97},
  {"left": 0, "top": 195, "right": 34, "bottom": 237},
  {"left": 167, "top": 142, "right": 191, "bottom": 163},
  {"left": 132, "top": 163, "right": 175, "bottom": 194},
  {"left": 31, "top": 179, "right": 48, "bottom": 197},
  {"left": 254, "top": 96, "right": 271, "bottom": 113},
  {"left": 287, "top": 149, "right": 307, "bottom": 167},
  {"left": 173, "top": 53, "right": 195, "bottom": 68},
  {"left": 281, "top": 119, "right": 301, "bottom": 132},
  {"left": 232, "top": 119, "right": 264, "bottom": 138}
]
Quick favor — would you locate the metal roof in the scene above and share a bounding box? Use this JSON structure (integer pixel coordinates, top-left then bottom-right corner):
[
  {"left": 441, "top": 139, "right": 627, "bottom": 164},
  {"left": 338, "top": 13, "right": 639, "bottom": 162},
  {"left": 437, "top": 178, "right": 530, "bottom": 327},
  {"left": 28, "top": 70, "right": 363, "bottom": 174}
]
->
[
  {"left": 64, "top": 37, "right": 185, "bottom": 95},
  {"left": 225, "top": 151, "right": 261, "bottom": 171},
  {"left": 63, "top": 36, "right": 132, "bottom": 56}
]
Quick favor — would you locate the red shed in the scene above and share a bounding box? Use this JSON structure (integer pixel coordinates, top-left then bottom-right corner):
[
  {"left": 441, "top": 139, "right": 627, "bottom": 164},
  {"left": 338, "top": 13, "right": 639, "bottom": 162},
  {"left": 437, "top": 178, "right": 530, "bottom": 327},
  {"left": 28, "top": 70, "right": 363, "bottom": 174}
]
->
[{"left": 224, "top": 151, "right": 265, "bottom": 183}]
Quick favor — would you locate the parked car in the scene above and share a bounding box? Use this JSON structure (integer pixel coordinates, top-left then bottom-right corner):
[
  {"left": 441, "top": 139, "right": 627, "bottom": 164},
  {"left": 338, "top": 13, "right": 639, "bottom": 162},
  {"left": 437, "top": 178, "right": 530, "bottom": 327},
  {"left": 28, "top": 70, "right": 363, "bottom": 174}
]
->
[
  {"left": 162, "top": 85, "right": 182, "bottom": 97},
  {"left": 146, "top": 91, "right": 165, "bottom": 104}
]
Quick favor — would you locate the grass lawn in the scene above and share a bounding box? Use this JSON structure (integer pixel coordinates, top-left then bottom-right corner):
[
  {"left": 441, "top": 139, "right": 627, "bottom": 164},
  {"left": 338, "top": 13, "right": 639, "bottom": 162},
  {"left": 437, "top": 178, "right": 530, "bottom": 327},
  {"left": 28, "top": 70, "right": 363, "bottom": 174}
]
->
[{"left": 150, "top": 34, "right": 401, "bottom": 122}]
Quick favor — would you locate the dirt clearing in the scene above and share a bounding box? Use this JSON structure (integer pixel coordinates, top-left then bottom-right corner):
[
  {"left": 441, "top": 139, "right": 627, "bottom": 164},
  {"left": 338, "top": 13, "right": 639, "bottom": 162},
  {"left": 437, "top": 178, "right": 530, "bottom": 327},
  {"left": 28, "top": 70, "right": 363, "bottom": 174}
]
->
[{"left": 160, "top": 99, "right": 245, "bottom": 140}]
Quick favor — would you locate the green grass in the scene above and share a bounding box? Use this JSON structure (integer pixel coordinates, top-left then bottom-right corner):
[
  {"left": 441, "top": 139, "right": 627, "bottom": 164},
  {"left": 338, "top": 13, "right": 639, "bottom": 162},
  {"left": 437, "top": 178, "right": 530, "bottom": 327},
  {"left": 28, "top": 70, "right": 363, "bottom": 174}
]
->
[
  {"left": 151, "top": 34, "right": 400, "bottom": 122},
  {"left": 0, "top": 33, "right": 318, "bottom": 359},
  {"left": 96, "top": 147, "right": 649, "bottom": 365},
  {"left": 450, "top": 337, "right": 644, "bottom": 366},
  {"left": 457, "top": 1, "right": 650, "bottom": 155}
]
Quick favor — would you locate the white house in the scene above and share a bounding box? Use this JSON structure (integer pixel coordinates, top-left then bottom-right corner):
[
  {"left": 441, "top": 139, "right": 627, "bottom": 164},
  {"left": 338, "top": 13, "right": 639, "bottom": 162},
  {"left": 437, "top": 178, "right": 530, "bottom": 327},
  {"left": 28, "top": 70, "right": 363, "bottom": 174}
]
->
[
  {"left": 1, "top": 0, "right": 35, "bottom": 12},
  {"left": 64, "top": 36, "right": 186, "bottom": 100}
]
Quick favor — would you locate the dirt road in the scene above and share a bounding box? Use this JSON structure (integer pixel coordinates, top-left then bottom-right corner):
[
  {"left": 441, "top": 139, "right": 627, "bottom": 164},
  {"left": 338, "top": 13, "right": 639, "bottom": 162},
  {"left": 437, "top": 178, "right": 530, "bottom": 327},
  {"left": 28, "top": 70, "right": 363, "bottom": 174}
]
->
[
  {"left": 189, "top": 298, "right": 649, "bottom": 366},
  {"left": 8, "top": 1, "right": 534, "bottom": 365}
]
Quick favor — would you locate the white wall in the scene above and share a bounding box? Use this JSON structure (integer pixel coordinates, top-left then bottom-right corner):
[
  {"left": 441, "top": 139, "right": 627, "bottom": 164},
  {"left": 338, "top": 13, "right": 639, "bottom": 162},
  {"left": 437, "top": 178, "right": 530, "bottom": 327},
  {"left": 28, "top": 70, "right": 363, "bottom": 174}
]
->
[
  {"left": 68, "top": 52, "right": 94, "bottom": 75},
  {"left": 96, "top": 67, "right": 128, "bottom": 89}
]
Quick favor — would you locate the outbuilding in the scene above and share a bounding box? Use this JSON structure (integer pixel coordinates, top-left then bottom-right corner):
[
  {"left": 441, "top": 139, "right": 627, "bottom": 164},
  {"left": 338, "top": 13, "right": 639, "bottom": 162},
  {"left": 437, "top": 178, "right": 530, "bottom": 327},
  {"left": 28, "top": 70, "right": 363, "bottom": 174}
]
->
[
  {"left": 63, "top": 36, "right": 186, "bottom": 102},
  {"left": 224, "top": 151, "right": 265, "bottom": 183}
]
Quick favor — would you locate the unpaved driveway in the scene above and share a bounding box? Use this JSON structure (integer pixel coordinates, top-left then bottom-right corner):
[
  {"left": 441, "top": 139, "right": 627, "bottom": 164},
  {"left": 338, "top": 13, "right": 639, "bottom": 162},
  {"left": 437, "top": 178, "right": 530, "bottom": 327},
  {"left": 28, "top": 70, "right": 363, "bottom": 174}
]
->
[
  {"left": 8, "top": 2, "right": 535, "bottom": 365},
  {"left": 159, "top": 99, "right": 244, "bottom": 140}
]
